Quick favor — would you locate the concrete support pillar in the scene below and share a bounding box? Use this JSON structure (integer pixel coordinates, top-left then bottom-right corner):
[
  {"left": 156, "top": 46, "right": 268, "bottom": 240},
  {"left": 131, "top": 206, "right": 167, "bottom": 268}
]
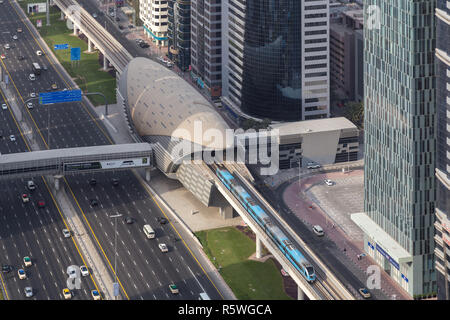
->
[
  {"left": 145, "top": 168, "right": 151, "bottom": 182},
  {"left": 88, "top": 38, "right": 92, "bottom": 52},
  {"left": 73, "top": 24, "right": 78, "bottom": 36},
  {"left": 60, "top": 11, "right": 65, "bottom": 20},
  {"left": 256, "top": 235, "right": 262, "bottom": 259},
  {"left": 297, "top": 286, "right": 305, "bottom": 300},
  {"left": 103, "top": 55, "right": 108, "bottom": 70},
  {"left": 219, "top": 206, "right": 233, "bottom": 219}
]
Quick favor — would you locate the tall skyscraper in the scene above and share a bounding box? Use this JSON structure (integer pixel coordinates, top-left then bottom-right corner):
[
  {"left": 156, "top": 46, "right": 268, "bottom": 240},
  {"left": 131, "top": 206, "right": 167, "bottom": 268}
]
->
[
  {"left": 221, "top": 0, "right": 330, "bottom": 121},
  {"left": 434, "top": 0, "right": 450, "bottom": 300},
  {"left": 353, "top": 0, "right": 437, "bottom": 296},
  {"left": 190, "top": 0, "right": 223, "bottom": 99},
  {"left": 168, "top": 0, "right": 191, "bottom": 71},
  {"left": 140, "top": 0, "right": 169, "bottom": 46}
]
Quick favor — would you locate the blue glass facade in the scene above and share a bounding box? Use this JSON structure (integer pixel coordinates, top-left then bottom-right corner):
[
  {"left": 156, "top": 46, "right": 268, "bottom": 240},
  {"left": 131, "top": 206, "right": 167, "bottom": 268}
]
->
[{"left": 364, "top": 0, "right": 437, "bottom": 296}]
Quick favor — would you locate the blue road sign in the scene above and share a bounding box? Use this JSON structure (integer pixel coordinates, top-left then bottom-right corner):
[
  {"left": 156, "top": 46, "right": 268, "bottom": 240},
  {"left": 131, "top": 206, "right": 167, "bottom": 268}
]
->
[
  {"left": 70, "top": 47, "right": 81, "bottom": 61},
  {"left": 39, "top": 89, "right": 82, "bottom": 105},
  {"left": 54, "top": 43, "right": 69, "bottom": 50}
]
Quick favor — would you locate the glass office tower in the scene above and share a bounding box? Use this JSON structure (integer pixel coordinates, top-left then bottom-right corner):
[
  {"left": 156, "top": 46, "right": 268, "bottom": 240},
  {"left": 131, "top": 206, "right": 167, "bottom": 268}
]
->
[
  {"left": 361, "top": 0, "right": 437, "bottom": 296},
  {"left": 434, "top": 0, "right": 450, "bottom": 301},
  {"left": 222, "top": 0, "right": 330, "bottom": 121},
  {"left": 168, "top": 0, "right": 191, "bottom": 71}
]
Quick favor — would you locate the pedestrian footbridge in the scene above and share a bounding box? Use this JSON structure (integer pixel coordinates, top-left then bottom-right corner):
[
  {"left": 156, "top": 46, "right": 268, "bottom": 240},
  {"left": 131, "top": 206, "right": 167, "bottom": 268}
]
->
[{"left": 0, "top": 143, "right": 152, "bottom": 180}]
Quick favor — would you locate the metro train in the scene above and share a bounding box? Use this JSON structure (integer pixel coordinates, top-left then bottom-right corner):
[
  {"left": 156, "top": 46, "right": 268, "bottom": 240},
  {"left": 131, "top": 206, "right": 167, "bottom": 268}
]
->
[{"left": 216, "top": 167, "right": 316, "bottom": 283}]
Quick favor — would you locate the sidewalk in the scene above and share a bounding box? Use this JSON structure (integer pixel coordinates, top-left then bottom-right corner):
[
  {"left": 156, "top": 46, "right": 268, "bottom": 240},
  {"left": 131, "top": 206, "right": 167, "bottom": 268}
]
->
[{"left": 282, "top": 170, "right": 411, "bottom": 300}]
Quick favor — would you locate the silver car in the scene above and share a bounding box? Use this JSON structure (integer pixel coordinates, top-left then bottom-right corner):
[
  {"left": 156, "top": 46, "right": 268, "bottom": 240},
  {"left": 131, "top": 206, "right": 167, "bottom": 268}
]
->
[{"left": 24, "top": 287, "right": 33, "bottom": 298}]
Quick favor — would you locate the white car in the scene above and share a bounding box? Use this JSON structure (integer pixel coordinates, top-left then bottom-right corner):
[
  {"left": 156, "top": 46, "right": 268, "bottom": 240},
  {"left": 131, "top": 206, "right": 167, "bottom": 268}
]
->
[
  {"left": 80, "top": 265, "right": 89, "bottom": 277},
  {"left": 307, "top": 162, "right": 321, "bottom": 169},
  {"left": 312, "top": 225, "right": 324, "bottom": 236},
  {"left": 12, "top": 35, "right": 18, "bottom": 40},
  {"left": 30, "top": 92, "right": 36, "bottom": 98},
  {"left": 22, "top": 193, "right": 30, "bottom": 203},
  {"left": 324, "top": 179, "right": 334, "bottom": 186},
  {"left": 18, "top": 268, "right": 26, "bottom": 280},
  {"left": 4, "top": 44, "right": 10, "bottom": 49},
  {"left": 62, "top": 229, "right": 71, "bottom": 238},
  {"left": 158, "top": 243, "right": 168, "bottom": 253},
  {"left": 36, "top": 50, "right": 42, "bottom": 56},
  {"left": 1, "top": 103, "right": 7, "bottom": 110},
  {"left": 24, "top": 287, "right": 33, "bottom": 298},
  {"left": 23, "top": 256, "right": 32, "bottom": 267},
  {"left": 9, "top": 135, "right": 16, "bottom": 141},
  {"left": 29, "top": 74, "right": 35, "bottom": 81},
  {"left": 92, "top": 13, "right": 98, "bottom": 18},
  {"left": 27, "top": 102, "right": 33, "bottom": 109},
  {"left": 109, "top": 11, "right": 115, "bottom": 17}
]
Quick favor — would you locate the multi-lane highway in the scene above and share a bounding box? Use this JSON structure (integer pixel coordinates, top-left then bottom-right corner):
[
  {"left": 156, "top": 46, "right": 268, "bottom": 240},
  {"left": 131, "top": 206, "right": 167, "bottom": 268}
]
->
[{"left": 1, "top": 0, "right": 223, "bottom": 300}]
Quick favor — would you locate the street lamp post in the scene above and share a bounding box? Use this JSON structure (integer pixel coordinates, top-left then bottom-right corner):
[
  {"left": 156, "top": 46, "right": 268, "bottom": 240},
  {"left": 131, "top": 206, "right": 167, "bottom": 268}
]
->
[{"left": 109, "top": 213, "right": 122, "bottom": 300}]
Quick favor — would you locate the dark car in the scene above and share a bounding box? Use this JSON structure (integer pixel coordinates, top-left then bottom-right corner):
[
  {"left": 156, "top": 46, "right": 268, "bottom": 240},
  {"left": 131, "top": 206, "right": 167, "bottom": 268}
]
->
[
  {"left": 42, "top": 65, "right": 48, "bottom": 71},
  {"left": 112, "top": 179, "right": 119, "bottom": 186},
  {"left": 89, "top": 179, "right": 97, "bottom": 186},
  {"left": 118, "top": 25, "right": 124, "bottom": 30},
  {"left": 157, "top": 217, "right": 168, "bottom": 225},
  {"left": 37, "top": 200, "right": 45, "bottom": 208},
  {"left": 115, "top": 17, "right": 120, "bottom": 21},
  {"left": 124, "top": 217, "right": 134, "bottom": 224},
  {"left": 90, "top": 199, "right": 98, "bottom": 206},
  {"left": 128, "top": 24, "right": 134, "bottom": 29},
  {"left": 139, "top": 42, "right": 149, "bottom": 48},
  {"left": 18, "top": 55, "right": 25, "bottom": 60},
  {"left": 2, "top": 264, "right": 12, "bottom": 273}
]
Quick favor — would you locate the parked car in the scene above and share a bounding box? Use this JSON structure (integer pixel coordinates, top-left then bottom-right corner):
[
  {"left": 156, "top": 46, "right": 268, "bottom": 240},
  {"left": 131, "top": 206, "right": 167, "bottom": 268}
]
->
[
  {"left": 307, "top": 162, "right": 321, "bottom": 169},
  {"left": 128, "top": 24, "right": 134, "bottom": 29},
  {"left": 358, "top": 288, "right": 371, "bottom": 299},
  {"left": 324, "top": 179, "right": 334, "bottom": 186}
]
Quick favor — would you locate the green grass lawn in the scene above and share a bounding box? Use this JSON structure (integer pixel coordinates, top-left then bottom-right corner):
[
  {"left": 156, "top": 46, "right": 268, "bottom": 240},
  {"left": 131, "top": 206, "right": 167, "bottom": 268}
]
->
[
  {"left": 18, "top": 1, "right": 116, "bottom": 106},
  {"left": 196, "top": 227, "right": 292, "bottom": 300}
]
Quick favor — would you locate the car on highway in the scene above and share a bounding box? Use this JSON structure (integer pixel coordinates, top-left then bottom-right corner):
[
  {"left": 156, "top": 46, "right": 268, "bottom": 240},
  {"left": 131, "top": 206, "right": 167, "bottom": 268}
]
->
[
  {"left": 62, "top": 229, "right": 71, "bottom": 238},
  {"left": 157, "top": 217, "right": 168, "bottom": 225},
  {"left": 51, "top": 83, "right": 58, "bottom": 90},
  {"left": 109, "top": 11, "right": 114, "bottom": 17},
  {"left": 2, "top": 264, "right": 12, "bottom": 273},
  {"left": 24, "top": 287, "right": 33, "bottom": 298},
  {"left": 89, "top": 179, "right": 97, "bottom": 186},
  {"left": 18, "top": 268, "right": 26, "bottom": 280},
  {"left": 124, "top": 216, "right": 134, "bottom": 224},
  {"left": 9, "top": 135, "right": 16, "bottom": 141},
  {"left": 91, "top": 290, "right": 101, "bottom": 300},
  {"left": 158, "top": 243, "right": 168, "bottom": 253},
  {"left": 12, "top": 35, "right": 18, "bottom": 40},
  {"left": 112, "top": 178, "right": 119, "bottom": 186},
  {"left": 118, "top": 25, "right": 124, "bottom": 30},
  {"left": 90, "top": 199, "right": 98, "bottom": 206},
  {"left": 312, "top": 225, "right": 324, "bottom": 237},
  {"left": 18, "top": 55, "right": 25, "bottom": 60},
  {"left": 63, "top": 288, "right": 71, "bottom": 299},
  {"left": 37, "top": 200, "right": 45, "bottom": 208},
  {"left": 128, "top": 24, "right": 134, "bottom": 29},
  {"left": 17, "top": 27, "right": 22, "bottom": 33},
  {"left": 4, "top": 44, "right": 10, "bottom": 50},
  {"left": 27, "top": 180, "right": 36, "bottom": 190},
  {"left": 0, "top": 54, "right": 5, "bottom": 59},
  {"left": 23, "top": 256, "right": 32, "bottom": 267},
  {"left": 30, "top": 92, "right": 36, "bottom": 98},
  {"left": 359, "top": 287, "right": 371, "bottom": 299},
  {"left": 42, "top": 64, "right": 48, "bottom": 71},
  {"left": 1, "top": 103, "right": 6, "bottom": 110},
  {"left": 307, "top": 162, "right": 321, "bottom": 169},
  {"left": 29, "top": 73, "right": 36, "bottom": 81},
  {"left": 324, "top": 179, "right": 334, "bottom": 186},
  {"left": 22, "top": 193, "right": 30, "bottom": 203},
  {"left": 80, "top": 265, "right": 89, "bottom": 277},
  {"left": 92, "top": 12, "right": 98, "bottom": 18},
  {"left": 27, "top": 102, "right": 33, "bottom": 109},
  {"left": 169, "top": 283, "right": 179, "bottom": 294},
  {"left": 36, "top": 50, "right": 42, "bottom": 56}
]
